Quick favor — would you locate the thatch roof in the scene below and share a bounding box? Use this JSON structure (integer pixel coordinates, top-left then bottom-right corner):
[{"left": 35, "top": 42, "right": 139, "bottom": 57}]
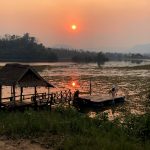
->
[{"left": 0, "top": 64, "right": 54, "bottom": 87}]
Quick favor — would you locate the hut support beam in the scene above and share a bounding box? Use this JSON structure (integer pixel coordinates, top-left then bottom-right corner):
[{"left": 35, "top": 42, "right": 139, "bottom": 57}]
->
[
  {"left": 48, "top": 87, "right": 50, "bottom": 100},
  {"left": 33, "top": 86, "right": 37, "bottom": 110},
  {"left": 0, "top": 85, "right": 2, "bottom": 104},
  {"left": 89, "top": 78, "right": 92, "bottom": 95},
  {"left": 34, "top": 86, "right": 37, "bottom": 101},
  {"left": 11, "top": 86, "right": 13, "bottom": 97},
  {"left": 48, "top": 87, "right": 52, "bottom": 110},
  {"left": 20, "top": 87, "right": 23, "bottom": 102},
  {"left": 13, "top": 85, "right": 16, "bottom": 104}
]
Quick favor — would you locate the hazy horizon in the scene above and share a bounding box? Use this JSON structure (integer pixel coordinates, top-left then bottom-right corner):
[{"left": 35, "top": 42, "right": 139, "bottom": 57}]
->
[{"left": 0, "top": 0, "right": 150, "bottom": 52}]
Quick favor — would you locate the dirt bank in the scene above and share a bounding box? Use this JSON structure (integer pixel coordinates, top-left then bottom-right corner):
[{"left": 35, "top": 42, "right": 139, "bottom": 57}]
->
[{"left": 0, "top": 136, "right": 54, "bottom": 150}]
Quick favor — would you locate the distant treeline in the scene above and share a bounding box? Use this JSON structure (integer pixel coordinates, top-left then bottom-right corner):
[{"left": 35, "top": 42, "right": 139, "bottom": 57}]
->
[
  {"left": 0, "top": 33, "right": 147, "bottom": 63},
  {"left": 0, "top": 33, "right": 57, "bottom": 62},
  {"left": 50, "top": 48, "right": 108, "bottom": 64}
]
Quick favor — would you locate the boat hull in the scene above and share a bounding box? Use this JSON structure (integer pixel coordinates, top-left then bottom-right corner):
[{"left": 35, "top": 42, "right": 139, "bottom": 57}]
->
[{"left": 73, "top": 96, "right": 125, "bottom": 109}]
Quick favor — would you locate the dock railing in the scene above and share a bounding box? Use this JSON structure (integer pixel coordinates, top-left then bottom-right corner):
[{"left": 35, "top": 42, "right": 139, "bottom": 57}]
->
[{"left": 0, "top": 90, "right": 73, "bottom": 110}]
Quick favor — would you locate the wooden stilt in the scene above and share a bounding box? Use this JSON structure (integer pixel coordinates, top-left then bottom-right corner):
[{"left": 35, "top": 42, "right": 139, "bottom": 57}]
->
[
  {"left": 33, "top": 86, "right": 37, "bottom": 110},
  {"left": 50, "top": 93, "right": 53, "bottom": 111},
  {"left": 11, "top": 86, "right": 13, "bottom": 97},
  {"left": 34, "top": 86, "right": 37, "bottom": 100},
  {"left": 48, "top": 87, "right": 51, "bottom": 110},
  {"left": 48, "top": 87, "right": 50, "bottom": 100},
  {"left": 0, "top": 85, "right": 2, "bottom": 105},
  {"left": 68, "top": 89, "right": 71, "bottom": 107},
  {"left": 20, "top": 87, "right": 23, "bottom": 102},
  {"left": 13, "top": 85, "right": 16, "bottom": 104},
  {"left": 89, "top": 78, "right": 92, "bottom": 95}
]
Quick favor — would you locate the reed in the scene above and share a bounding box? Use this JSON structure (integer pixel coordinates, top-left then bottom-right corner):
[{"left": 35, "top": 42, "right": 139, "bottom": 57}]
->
[{"left": 0, "top": 107, "right": 150, "bottom": 149}]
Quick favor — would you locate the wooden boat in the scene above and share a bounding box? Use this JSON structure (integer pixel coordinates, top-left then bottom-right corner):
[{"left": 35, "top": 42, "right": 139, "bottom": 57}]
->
[{"left": 73, "top": 95, "right": 125, "bottom": 108}]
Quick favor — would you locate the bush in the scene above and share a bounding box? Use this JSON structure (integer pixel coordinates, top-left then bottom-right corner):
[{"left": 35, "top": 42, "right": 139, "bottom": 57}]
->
[{"left": 0, "top": 108, "right": 150, "bottom": 149}]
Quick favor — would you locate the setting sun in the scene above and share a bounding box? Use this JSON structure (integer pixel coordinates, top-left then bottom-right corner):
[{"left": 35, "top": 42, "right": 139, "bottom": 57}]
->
[
  {"left": 71, "top": 24, "right": 77, "bottom": 30},
  {"left": 72, "top": 82, "right": 76, "bottom": 87}
]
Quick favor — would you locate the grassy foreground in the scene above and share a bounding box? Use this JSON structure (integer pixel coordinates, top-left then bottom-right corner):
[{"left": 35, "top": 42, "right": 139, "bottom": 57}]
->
[{"left": 0, "top": 107, "right": 150, "bottom": 150}]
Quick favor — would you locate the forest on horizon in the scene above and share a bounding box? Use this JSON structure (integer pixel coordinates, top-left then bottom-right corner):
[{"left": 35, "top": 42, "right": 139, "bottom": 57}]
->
[{"left": 0, "top": 33, "right": 147, "bottom": 63}]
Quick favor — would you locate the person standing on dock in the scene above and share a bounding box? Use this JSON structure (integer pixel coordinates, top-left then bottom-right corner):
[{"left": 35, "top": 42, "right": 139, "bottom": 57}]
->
[{"left": 110, "top": 85, "right": 118, "bottom": 105}]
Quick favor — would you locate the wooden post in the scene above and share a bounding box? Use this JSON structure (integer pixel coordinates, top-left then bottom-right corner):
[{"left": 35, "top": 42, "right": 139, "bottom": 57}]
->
[
  {"left": 0, "top": 85, "right": 2, "bottom": 105},
  {"left": 68, "top": 89, "right": 71, "bottom": 107},
  {"left": 34, "top": 86, "right": 37, "bottom": 101},
  {"left": 33, "top": 86, "right": 37, "bottom": 110},
  {"left": 89, "top": 78, "right": 92, "bottom": 95},
  {"left": 50, "top": 93, "right": 53, "bottom": 111},
  {"left": 20, "top": 87, "right": 23, "bottom": 102},
  {"left": 13, "top": 85, "right": 16, "bottom": 104},
  {"left": 48, "top": 87, "right": 50, "bottom": 101},
  {"left": 11, "top": 86, "right": 13, "bottom": 97},
  {"left": 61, "top": 91, "right": 63, "bottom": 102}
]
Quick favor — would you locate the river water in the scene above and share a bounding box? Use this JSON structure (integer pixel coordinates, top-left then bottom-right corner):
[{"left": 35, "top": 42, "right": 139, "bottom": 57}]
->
[{"left": 1, "top": 60, "right": 150, "bottom": 119}]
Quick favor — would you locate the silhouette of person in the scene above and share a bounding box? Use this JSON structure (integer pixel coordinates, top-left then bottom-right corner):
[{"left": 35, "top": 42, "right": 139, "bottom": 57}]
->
[
  {"left": 74, "top": 90, "right": 80, "bottom": 99},
  {"left": 110, "top": 85, "right": 117, "bottom": 105}
]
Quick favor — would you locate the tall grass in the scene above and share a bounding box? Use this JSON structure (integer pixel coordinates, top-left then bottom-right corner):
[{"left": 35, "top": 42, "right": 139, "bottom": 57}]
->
[{"left": 0, "top": 107, "right": 150, "bottom": 149}]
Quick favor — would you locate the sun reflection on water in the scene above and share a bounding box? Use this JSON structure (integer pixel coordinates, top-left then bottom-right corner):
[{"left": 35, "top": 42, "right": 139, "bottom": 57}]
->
[{"left": 1, "top": 62, "right": 150, "bottom": 118}]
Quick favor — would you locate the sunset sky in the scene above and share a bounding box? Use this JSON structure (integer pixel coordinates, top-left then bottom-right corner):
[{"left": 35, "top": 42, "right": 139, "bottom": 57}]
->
[{"left": 0, "top": 0, "right": 150, "bottom": 51}]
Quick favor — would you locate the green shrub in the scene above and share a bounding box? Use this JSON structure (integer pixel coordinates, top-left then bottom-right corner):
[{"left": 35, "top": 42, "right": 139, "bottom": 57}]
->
[{"left": 0, "top": 108, "right": 150, "bottom": 149}]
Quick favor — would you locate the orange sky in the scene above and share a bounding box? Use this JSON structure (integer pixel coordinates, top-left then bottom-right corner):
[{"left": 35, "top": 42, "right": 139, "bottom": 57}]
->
[{"left": 0, "top": 0, "right": 150, "bottom": 51}]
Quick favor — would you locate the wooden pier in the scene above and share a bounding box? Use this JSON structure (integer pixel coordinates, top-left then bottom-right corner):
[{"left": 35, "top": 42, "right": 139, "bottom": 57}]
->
[
  {"left": 0, "top": 90, "right": 72, "bottom": 111},
  {"left": 0, "top": 64, "right": 73, "bottom": 111},
  {"left": 0, "top": 64, "right": 125, "bottom": 111}
]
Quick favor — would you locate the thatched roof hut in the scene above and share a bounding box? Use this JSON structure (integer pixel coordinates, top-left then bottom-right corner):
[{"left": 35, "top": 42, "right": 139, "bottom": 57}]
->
[
  {"left": 0, "top": 64, "right": 54, "bottom": 103},
  {"left": 0, "top": 64, "right": 54, "bottom": 87}
]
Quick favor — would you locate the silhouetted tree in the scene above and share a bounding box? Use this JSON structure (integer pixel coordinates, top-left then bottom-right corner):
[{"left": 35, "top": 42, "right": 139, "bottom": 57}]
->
[
  {"left": 0, "top": 33, "right": 147, "bottom": 63},
  {"left": 0, "top": 33, "right": 58, "bottom": 62},
  {"left": 96, "top": 52, "right": 108, "bottom": 66}
]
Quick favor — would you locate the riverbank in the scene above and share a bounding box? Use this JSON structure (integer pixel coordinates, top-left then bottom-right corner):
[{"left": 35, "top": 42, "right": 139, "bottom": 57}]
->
[
  {"left": 0, "top": 107, "right": 150, "bottom": 150},
  {"left": 0, "top": 136, "right": 48, "bottom": 150}
]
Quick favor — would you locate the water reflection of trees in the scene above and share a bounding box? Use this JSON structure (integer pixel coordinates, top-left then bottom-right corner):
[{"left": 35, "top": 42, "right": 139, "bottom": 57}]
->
[
  {"left": 97, "top": 52, "right": 108, "bottom": 68},
  {"left": 97, "top": 62, "right": 105, "bottom": 68},
  {"left": 130, "top": 59, "right": 143, "bottom": 64}
]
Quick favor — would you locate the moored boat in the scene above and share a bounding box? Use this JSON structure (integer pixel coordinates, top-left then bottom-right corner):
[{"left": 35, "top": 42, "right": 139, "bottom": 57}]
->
[{"left": 73, "top": 95, "right": 125, "bottom": 108}]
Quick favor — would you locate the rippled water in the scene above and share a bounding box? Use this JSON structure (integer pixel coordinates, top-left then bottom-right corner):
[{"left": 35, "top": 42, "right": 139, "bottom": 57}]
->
[
  {"left": 1, "top": 61, "right": 150, "bottom": 117},
  {"left": 42, "top": 62, "right": 150, "bottom": 117}
]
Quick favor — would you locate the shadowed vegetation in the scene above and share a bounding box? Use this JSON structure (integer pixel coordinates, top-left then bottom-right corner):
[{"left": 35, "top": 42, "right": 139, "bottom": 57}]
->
[
  {"left": 0, "top": 107, "right": 150, "bottom": 149},
  {"left": 0, "top": 33, "right": 58, "bottom": 62}
]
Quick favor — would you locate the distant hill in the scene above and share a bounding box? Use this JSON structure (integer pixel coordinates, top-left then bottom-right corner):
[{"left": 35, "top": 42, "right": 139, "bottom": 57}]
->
[
  {"left": 0, "top": 33, "right": 149, "bottom": 62},
  {"left": 130, "top": 44, "right": 150, "bottom": 54},
  {"left": 0, "top": 33, "right": 108, "bottom": 63},
  {"left": 52, "top": 44, "right": 73, "bottom": 49}
]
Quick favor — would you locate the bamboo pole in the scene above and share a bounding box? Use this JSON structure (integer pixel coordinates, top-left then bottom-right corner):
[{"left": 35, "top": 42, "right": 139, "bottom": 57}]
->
[
  {"left": 11, "top": 86, "right": 13, "bottom": 97},
  {"left": 0, "top": 85, "right": 2, "bottom": 105},
  {"left": 20, "top": 87, "right": 23, "bottom": 102},
  {"left": 50, "top": 93, "right": 53, "bottom": 111},
  {"left": 33, "top": 86, "right": 37, "bottom": 110},
  {"left": 48, "top": 87, "right": 50, "bottom": 100},
  {"left": 48, "top": 86, "right": 52, "bottom": 110},
  {"left": 89, "top": 78, "right": 92, "bottom": 95},
  {"left": 68, "top": 89, "right": 71, "bottom": 107},
  {"left": 13, "top": 85, "right": 16, "bottom": 104},
  {"left": 34, "top": 86, "right": 37, "bottom": 101}
]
